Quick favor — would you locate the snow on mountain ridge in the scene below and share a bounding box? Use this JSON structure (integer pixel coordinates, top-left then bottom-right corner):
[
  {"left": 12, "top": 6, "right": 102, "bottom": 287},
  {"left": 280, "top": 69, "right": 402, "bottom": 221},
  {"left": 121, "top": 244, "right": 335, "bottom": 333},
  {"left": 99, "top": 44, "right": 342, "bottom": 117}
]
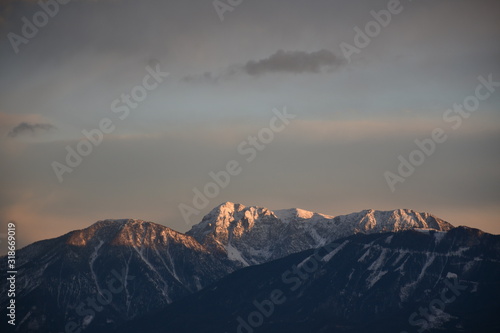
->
[
  {"left": 189, "top": 202, "right": 452, "bottom": 234},
  {"left": 274, "top": 207, "right": 334, "bottom": 222},
  {"left": 353, "top": 208, "right": 451, "bottom": 232},
  {"left": 187, "top": 202, "right": 454, "bottom": 265},
  {"left": 66, "top": 218, "right": 203, "bottom": 250}
]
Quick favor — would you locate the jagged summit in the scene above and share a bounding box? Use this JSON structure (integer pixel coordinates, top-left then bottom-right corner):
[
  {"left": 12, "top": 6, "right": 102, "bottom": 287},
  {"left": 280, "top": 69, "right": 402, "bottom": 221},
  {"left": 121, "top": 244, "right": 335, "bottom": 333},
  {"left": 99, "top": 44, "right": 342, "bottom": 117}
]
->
[
  {"left": 187, "top": 202, "right": 454, "bottom": 266},
  {"left": 189, "top": 202, "right": 453, "bottom": 234},
  {"left": 345, "top": 208, "right": 453, "bottom": 232},
  {"left": 191, "top": 202, "right": 452, "bottom": 232},
  {"left": 187, "top": 202, "right": 274, "bottom": 242}
]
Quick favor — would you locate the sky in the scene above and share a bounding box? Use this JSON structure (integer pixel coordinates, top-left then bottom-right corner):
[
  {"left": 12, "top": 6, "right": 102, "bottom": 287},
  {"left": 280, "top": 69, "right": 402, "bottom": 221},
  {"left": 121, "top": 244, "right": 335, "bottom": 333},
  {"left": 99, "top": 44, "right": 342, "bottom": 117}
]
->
[{"left": 0, "top": 0, "right": 499, "bottom": 251}]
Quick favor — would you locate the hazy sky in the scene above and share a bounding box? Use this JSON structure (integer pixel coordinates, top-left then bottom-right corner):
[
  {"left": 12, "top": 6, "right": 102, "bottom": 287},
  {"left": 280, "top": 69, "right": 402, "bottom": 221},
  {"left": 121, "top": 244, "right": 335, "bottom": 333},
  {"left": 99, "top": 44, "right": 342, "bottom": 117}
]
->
[{"left": 1, "top": 0, "right": 499, "bottom": 251}]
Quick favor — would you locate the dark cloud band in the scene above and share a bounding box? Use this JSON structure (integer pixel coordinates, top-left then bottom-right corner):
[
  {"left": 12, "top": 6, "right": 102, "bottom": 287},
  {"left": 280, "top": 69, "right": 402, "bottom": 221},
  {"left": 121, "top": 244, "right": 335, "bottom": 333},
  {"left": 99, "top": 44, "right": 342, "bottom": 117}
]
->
[{"left": 7, "top": 122, "right": 56, "bottom": 138}]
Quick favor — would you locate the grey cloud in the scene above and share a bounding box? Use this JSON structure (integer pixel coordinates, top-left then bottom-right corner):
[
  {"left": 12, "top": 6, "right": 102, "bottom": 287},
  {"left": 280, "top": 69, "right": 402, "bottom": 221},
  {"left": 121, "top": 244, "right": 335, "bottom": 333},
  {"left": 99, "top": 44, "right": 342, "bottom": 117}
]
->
[
  {"left": 183, "top": 49, "right": 344, "bottom": 82},
  {"left": 7, "top": 122, "right": 56, "bottom": 138},
  {"left": 243, "top": 49, "right": 344, "bottom": 76},
  {"left": 182, "top": 71, "right": 220, "bottom": 84}
]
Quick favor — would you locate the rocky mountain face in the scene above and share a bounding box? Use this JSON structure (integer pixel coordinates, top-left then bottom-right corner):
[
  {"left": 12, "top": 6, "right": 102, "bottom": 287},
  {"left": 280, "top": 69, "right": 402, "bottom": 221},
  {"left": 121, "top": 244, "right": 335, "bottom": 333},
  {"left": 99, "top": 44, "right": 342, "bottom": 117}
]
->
[
  {"left": 118, "top": 227, "right": 500, "bottom": 333},
  {"left": 0, "top": 202, "right": 455, "bottom": 333},
  {"left": 0, "top": 219, "right": 241, "bottom": 333},
  {"left": 187, "top": 202, "right": 453, "bottom": 265}
]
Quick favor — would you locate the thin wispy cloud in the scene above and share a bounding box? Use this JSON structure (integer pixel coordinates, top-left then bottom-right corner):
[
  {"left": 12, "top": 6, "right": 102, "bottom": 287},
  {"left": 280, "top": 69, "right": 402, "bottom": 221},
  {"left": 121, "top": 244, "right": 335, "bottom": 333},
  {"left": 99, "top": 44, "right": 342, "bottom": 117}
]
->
[
  {"left": 183, "top": 49, "right": 344, "bottom": 82},
  {"left": 7, "top": 122, "right": 56, "bottom": 138}
]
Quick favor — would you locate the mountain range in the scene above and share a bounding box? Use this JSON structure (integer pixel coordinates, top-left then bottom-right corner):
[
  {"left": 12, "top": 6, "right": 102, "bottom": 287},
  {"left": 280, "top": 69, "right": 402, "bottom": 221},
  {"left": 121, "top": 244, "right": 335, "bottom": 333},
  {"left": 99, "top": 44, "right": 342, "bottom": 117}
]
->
[
  {"left": 1, "top": 202, "right": 497, "bottom": 333},
  {"left": 119, "top": 226, "right": 500, "bottom": 333}
]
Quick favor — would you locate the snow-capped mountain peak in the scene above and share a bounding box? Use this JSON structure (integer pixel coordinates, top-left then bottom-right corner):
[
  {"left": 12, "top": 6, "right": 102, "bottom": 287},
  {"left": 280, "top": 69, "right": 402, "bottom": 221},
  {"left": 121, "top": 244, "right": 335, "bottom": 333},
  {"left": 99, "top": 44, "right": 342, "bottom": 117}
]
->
[
  {"left": 187, "top": 203, "right": 453, "bottom": 265},
  {"left": 273, "top": 207, "right": 334, "bottom": 222},
  {"left": 352, "top": 208, "right": 452, "bottom": 232},
  {"left": 187, "top": 202, "right": 275, "bottom": 244}
]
